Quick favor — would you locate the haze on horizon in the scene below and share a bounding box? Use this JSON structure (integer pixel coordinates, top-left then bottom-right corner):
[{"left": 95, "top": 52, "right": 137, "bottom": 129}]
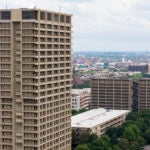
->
[{"left": 1, "top": 0, "right": 150, "bottom": 52}]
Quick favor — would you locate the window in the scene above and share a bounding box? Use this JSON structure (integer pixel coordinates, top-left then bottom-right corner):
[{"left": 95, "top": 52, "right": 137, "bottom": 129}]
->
[
  {"left": 66, "top": 16, "right": 71, "bottom": 23},
  {"left": 1, "top": 11, "right": 11, "bottom": 20},
  {"left": 47, "top": 13, "right": 52, "bottom": 21},
  {"left": 22, "top": 11, "right": 37, "bottom": 19},
  {"left": 54, "top": 14, "right": 59, "bottom": 22},
  {"left": 60, "top": 15, "right": 64, "bottom": 23},
  {"left": 40, "top": 11, "right": 45, "bottom": 20}
]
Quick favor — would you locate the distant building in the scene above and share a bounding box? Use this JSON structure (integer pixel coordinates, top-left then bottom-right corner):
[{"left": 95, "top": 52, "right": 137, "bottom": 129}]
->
[
  {"left": 133, "top": 79, "right": 150, "bottom": 111},
  {"left": 72, "top": 108, "right": 129, "bottom": 137},
  {"left": 115, "top": 62, "right": 128, "bottom": 69},
  {"left": 91, "top": 78, "right": 132, "bottom": 110},
  {"left": 128, "top": 64, "right": 150, "bottom": 73},
  {"left": 109, "top": 62, "right": 116, "bottom": 68},
  {"left": 72, "top": 88, "right": 91, "bottom": 110}
]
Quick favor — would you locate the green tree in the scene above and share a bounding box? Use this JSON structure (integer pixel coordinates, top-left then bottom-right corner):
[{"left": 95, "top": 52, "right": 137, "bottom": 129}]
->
[
  {"left": 122, "top": 127, "right": 136, "bottom": 142},
  {"left": 100, "top": 134, "right": 111, "bottom": 144},
  {"left": 126, "top": 112, "right": 140, "bottom": 121},
  {"left": 129, "top": 142, "right": 140, "bottom": 150},
  {"left": 72, "top": 110, "right": 78, "bottom": 116},
  {"left": 79, "top": 133, "right": 88, "bottom": 144},
  {"left": 137, "top": 136, "right": 146, "bottom": 147},
  {"left": 106, "top": 127, "right": 118, "bottom": 136},
  {"left": 79, "top": 133, "right": 91, "bottom": 144},
  {"left": 130, "top": 73, "right": 143, "bottom": 78},
  {"left": 144, "top": 128, "right": 150, "bottom": 143},
  {"left": 130, "top": 125, "right": 140, "bottom": 138},
  {"left": 118, "top": 138, "right": 129, "bottom": 150},
  {"left": 136, "top": 117, "right": 148, "bottom": 132},
  {"left": 87, "top": 133, "right": 98, "bottom": 143},
  {"left": 75, "top": 144, "right": 90, "bottom": 150},
  {"left": 144, "top": 118, "right": 150, "bottom": 127},
  {"left": 72, "top": 129, "right": 77, "bottom": 147},
  {"left": 79, "top": 108, "right": 87, "bottom": 114},
  {"left": 92, "top": 134, "right": 111, "bottom": 150},
  {"left": 72, "top": 109, "right": 88, "bottom": 116},
  {"left": 113, "top": 145, "right": 121, "bottom": 150}
]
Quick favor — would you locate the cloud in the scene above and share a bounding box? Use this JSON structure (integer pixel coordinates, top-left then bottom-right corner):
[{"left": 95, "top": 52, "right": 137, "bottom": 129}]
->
[{"left": 1, "top": 0, "right": 150, "bottom": 51}]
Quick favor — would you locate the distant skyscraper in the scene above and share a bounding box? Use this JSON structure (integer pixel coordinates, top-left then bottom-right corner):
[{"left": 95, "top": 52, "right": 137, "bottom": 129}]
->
[
  {"left": 91, "top": 78, "right": 132, "bottom": 110},
  {"left": 0, "top": 8, "right": 72, "bottom": 150}
]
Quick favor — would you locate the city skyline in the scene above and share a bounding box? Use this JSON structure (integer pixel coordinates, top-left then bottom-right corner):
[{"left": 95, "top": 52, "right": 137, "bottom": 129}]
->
[{"left": 1, "top": 0, "right": 150, "bottom": 51}]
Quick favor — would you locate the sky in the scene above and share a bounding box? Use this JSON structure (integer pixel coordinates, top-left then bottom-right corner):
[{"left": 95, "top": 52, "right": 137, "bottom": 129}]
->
[{"left": 1, "top": 0, "right": 150, "bottom": 51}]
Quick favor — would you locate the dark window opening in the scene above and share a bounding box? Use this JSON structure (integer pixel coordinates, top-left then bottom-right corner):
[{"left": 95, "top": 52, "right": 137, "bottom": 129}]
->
[
  {"left": 66, "top": 16, "right": 71, "bottom": 23},
  {"left": 40, "top": 12, "right": 45, "bottom": 20},
  {"left": 1, "top": 11, "right": 11, "bottom": 20},
  {"left": 54, "top": 14, "right": 59, "bottom": 22},
  {"left": 22, "top": 11, "right": 37, "bottom": 19},
  {"left": 60, "top": 15, "right": 64, "bottom": 23},
  {"left": 47, "top": 13, "right": 52, "bottom": 21}
]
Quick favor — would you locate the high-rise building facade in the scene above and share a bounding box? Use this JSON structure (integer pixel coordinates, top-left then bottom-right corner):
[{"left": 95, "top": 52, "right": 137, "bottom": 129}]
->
[
  {"left": 0, "top": 8, "right": 72, "bottom": 150},
  {"left": 133, "top": 79, "right": 150, "bottom": 111},
  {"left": 91, "top": 78, "right": 132, "bottom": 110}
]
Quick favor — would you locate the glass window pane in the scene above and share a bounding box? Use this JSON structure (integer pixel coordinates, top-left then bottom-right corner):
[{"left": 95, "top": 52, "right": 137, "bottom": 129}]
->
[{"left": 1, "top": 11, "right": 11, "bottom": 20}]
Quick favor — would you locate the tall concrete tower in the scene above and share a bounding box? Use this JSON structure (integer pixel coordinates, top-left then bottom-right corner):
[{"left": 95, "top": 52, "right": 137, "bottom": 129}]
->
[{"left": 0, "top": 8, "right": 72, "bottom": 150}]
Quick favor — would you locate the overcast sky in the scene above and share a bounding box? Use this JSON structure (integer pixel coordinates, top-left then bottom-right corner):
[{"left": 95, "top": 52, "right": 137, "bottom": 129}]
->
[{"left": 1, "top": 0, "right": 150, "bottom": 51}]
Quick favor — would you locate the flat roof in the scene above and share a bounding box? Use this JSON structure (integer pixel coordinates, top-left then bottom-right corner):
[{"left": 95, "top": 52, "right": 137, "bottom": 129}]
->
[
  {"left": 71, "top": 108, "right": 130, "bottom": 128},
  {"left": 72, "top": 88, "right": 91, "bottom": 95},
  {"left": 91, "top": 77, "right": 132, "bottom": 80},
  {"left": 0, "top": 8, "right": 72, "bottom": 16}
]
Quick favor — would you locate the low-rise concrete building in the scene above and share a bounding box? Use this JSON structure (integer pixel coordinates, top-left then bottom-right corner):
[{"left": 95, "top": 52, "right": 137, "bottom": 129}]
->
[
  {"left": 72, "top": 108, "right": 129, "bottom": 137},
  {"left": 72, "top": 88, "right": 91, "bottom": 110}
]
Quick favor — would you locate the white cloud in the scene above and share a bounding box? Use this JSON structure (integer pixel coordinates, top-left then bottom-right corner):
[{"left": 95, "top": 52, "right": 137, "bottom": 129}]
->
[{"left": 1, "top": 0, "right": 150, "bottom": 51}]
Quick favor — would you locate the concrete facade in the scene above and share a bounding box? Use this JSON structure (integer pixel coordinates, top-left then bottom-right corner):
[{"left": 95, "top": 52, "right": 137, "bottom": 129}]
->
[
  {"left": 133, "top": 79, "right": 150, "bottom": 111},
  {"left": 72, "top": 108, "right": 129, "bottom": 138},
  {"left": 91, "top": 78, "right": 132, "bottom": 110},
  {"left": 0, "top": 8, "right": 72, "bottom": 150},
  {"left": 72, "top": 88, "right": 91, "bottom": 110}
]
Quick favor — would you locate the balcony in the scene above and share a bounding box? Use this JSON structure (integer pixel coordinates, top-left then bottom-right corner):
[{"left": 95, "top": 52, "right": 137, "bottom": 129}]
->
[
  {"left": 1, "top": 107, "right": 12, "bottom": 111},
  {"left": 15, "top": 44, "right": 21, "bottom": 50},
  {"left": 16, "top": 71, "right": 21, "bottom": 76},
  {"left": 16, "top": 119, "right": 23, "bottom": 123},
  {"left": 16, "top": 112, "right": 22, "bottom": 116},
  {"left": 16, "top": 50, "right": 21, "bottom": 55},
  {"left": 16, "top": 91, "right": 21, "bottom": 95},
  {"left": 16, "top": 31, "right": 21, "bottom": 34},
  {"left": 16, "top": 99, "right": 22, "bottom": 103},
  {"left": 15, "top": 37, "right": 21, "bottom": 42},
  {"left": 16, "top": 78, "right": 21, "bottom": 82},
  {"left": 16, "top": 57, "right": 21, "bottom": 61},
  {"left": 16, "top": 138, "right": 23, "bottom": 143}
]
